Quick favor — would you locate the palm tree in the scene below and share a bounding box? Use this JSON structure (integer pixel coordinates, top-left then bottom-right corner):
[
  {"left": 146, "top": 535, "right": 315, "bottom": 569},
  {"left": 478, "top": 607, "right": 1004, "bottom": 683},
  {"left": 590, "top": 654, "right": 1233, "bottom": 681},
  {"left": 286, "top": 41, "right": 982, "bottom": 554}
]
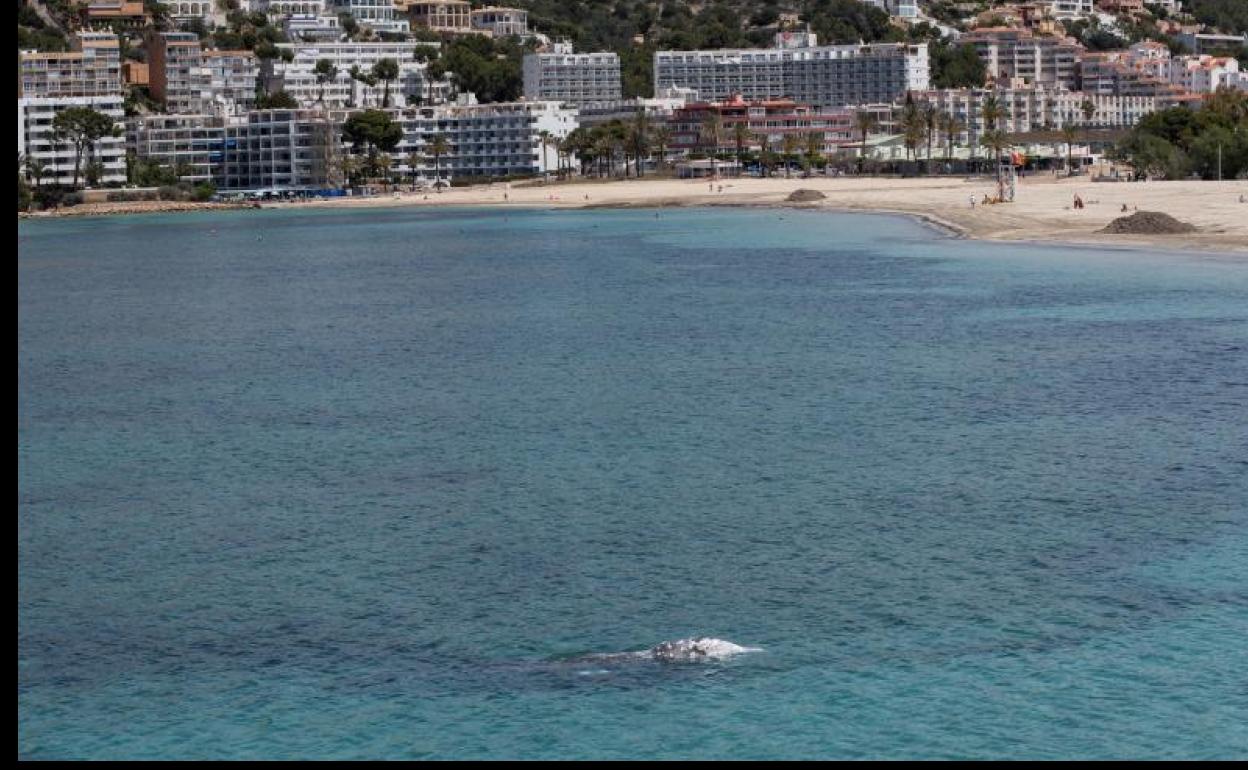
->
[
  {"left": 780, "top": 132, "right": 799, "bottom": 178},
  {"left": 755, "top": 133, "right": 774, "bottom": 177},
  {"left": 537, "top": 129, "right": 555, "bottom": 179},
  {"left": 427, "top": 134, "right": 449, "bottom": 187},
  {"left": 1061, "top": 124, "right": 1079, "bottom": 177},
  {"left": 376, "top": 153, "right": 393, "bottom": 188},
  {"left": 629, "top": 109, "right": 651, "bottom": 178},
  {"left": 372, "top": 59, "right": 400, "bottom": 109},
  {"left": 313, "top": 58, "right": 338, "bottom": 105},
  {"left": 406, "top": 148, "right": 424, "bottom": 185},
  {"left": 700, "top": 112, "right": 723, "bottom": 178},
  {"left": 941, "top": 113, "right": 965, "bottom": 166},
  {"left": 24, "top": 154, "right": 48, "bottom": 190},
  {"left": 802, "top": 131, "right": 822, "bottom": 177},
  {"left": 979, "top": 94, "right": 1008, "bottom": 179},
  {"left": 922, "top": 102, "right": 939, "bottom": 174},
  {"left": 732, "top": 120, "right": 750, "bottom": 169},
  {"left": 650, "top": 125, "right": 671, "bottom": 173},
  {"left": 854, "top": 111, "right": 878, "bottom": 174},
  {"left": 980, "top": 130, "right": 1011, "bottom": 199},
  {"left": 899, "top": 101, "right": 924, "bottom": 165},
  {"left": 1080, "top": 98, "right": 1097, "bottom": 161}
]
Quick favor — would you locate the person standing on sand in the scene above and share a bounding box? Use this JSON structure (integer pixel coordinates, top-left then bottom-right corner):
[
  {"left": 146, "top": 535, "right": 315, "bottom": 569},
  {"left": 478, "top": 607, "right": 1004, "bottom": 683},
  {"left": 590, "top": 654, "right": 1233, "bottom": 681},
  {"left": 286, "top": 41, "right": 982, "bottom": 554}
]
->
[{"left": 969, "top": 195, "right": 976, "bottom": 209}]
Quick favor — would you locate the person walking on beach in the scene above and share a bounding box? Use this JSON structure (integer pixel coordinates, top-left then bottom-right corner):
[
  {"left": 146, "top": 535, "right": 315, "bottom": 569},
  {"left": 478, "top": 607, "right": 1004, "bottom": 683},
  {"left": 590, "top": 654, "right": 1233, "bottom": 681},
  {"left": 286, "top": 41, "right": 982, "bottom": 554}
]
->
[{"left": 969, "top": 195, "right": 976, "bottom": 209}]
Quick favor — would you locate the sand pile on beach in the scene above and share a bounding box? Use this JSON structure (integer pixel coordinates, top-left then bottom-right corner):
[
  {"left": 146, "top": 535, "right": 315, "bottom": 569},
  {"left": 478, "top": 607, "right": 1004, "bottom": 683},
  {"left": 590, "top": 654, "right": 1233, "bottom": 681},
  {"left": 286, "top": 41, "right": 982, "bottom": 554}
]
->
[
  {"left": 1100, "top": 211, "right": 1197, "bottom": 235},
  {"left": 785, "top": 189, "right": 827, "bottom": 203}
]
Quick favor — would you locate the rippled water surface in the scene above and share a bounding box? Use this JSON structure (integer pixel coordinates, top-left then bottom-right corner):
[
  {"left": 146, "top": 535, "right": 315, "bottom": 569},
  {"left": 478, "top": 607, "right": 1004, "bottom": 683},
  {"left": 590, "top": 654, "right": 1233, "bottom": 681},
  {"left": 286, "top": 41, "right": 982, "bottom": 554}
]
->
[{"left": 18, "top": 207, "right": 1248, "bottom": 758}]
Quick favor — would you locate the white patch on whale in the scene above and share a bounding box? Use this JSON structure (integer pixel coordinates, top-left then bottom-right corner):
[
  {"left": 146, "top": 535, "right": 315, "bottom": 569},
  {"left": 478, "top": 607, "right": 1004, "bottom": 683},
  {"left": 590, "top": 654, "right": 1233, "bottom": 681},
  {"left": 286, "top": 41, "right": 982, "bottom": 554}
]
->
[
  {"left": 571, "top": 637, "right": 761, "bottom": 666},
  {"left": 646, "top": 637, "right": 761, "bottom": 662}
]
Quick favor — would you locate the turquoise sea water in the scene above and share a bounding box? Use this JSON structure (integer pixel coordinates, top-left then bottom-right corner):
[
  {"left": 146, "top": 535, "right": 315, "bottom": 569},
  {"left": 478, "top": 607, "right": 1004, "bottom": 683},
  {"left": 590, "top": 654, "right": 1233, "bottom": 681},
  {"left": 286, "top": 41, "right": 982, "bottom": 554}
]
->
[{"left": 17, "top": 207, "right": 1248, "bottom": 759}]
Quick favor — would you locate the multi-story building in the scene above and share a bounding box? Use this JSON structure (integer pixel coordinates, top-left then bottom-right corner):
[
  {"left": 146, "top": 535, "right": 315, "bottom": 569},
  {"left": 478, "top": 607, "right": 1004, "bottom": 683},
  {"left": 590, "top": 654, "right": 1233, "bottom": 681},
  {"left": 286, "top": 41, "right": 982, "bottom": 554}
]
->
[
  {"left": 148, "top": 31, "right": 209, "bottom": 114},
  {"left": 260, "top": 41, "right": 450, "bottom": 109},
  {"left": 18, "top": 32, "right": 126, "bottom": 187},
  {"left": 523, "top": 43, "right": 622, "bottom": 106},
  {"left": 399, "top": 99, "right": 577, "bottom": 180},
  {"left": 1176, "top": 32, "right": 1248, "bottom": 56},
  {"left": 404, "top": 0, "right": 472, "bottom": 34},
  {"left": 331, "top": 0, "right": 410, "bottom": 34},
  {"left": 962, "top": 27, "right": 1083, "bottom": 89},
  {"left": 19, "top": 31, "right": 123, "bottom": 98},
  {"left": 18, "top": 96, "right": 127, "bottom": 186},
  {"left": 78, "top": 0, "right": 150, "bottom": 29},
  {"left": 654, "top": 35, "right": 930, "bottom": 107},
  {"left": 667, "top": 97, "right": 863, "bottom": 158},
  {"left": 168, "top": 2, "right": 227, "bottom": 27},
  {"left": 917, "top": 87, "right": 1159, "bottom": 148},
  {"left": 149, "top": 32, "right": 260, "bottom": 115},
  {"left": 574, "top": 94, "right": 691, "bottom": 128},
  {"left": 253, "top": 0, "right": 329, "bottom": 13},
  {"left": 862, "top": 0, "right": 919, "bottom": 18},
  {"left": 216, "top": 108, "right": 347, "bottom": 190},
  {"left": 1049, "top": 0, "right": 1094, "bottom": 17},
  {"left": 127, "top": 113, "right": 228, "bottom": 183},
  {"left": 284, "top": 13, "right": 344, "bottom": 41},
  {"left": 470, "top": 6, "right": 528, "bottom": 37},
  {"left": 204, "top": 51, "right": 259, "bottom": 115}
]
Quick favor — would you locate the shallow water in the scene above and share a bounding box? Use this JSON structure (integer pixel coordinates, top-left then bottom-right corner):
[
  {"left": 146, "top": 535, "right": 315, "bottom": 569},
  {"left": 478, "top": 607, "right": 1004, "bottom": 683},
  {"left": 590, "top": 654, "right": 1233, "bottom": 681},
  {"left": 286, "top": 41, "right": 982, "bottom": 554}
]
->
[{"left": 17, "top": 207, "right": 1248, "bottom": 759}]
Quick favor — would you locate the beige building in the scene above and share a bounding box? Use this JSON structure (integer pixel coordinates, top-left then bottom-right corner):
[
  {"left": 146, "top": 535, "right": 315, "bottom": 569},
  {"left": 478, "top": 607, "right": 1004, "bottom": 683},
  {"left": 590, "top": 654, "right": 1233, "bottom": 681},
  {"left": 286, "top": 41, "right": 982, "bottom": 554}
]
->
[
  {"left": 405, "top": 0, "right": 472, "bottom": 33},
  {"left": 19, "top": 31, "right": 122, "bottom": 98},
  {"left": 963, "top": 27, "right": 1084, "bottom": 90},
  {"left": 470, "top": 7, "right": 528, "bottom": 37}
]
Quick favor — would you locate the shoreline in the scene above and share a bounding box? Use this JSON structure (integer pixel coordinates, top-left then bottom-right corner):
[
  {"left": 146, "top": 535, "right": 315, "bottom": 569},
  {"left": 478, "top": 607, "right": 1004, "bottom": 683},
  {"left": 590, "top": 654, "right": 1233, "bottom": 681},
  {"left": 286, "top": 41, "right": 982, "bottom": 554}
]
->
[{"left": 18, "top": 176, "right": 1248, "bottom": 254}]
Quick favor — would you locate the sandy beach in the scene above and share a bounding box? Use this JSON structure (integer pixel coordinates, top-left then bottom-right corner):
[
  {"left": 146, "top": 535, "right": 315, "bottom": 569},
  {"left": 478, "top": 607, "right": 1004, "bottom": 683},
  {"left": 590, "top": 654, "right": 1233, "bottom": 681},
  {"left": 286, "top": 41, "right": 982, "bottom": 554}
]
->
[
  {"left": 23, "top": 176, "right": 1248, "bottom": 253},
  {"left": 298, "top": 175, "right": 1248, "bottom": 253}
]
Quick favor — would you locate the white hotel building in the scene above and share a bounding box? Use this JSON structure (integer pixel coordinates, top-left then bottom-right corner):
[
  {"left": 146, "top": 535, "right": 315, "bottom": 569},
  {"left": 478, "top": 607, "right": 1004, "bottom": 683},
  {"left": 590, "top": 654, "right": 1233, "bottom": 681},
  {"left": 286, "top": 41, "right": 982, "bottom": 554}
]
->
[
  {"left": 654, "top": 35, "right": 929, "bottom": 107},
  {"left": 329, "top": 0, "right": 410, "bottom": 35},
  {"left": 523, "top": 43, "right": 622, "bottom": 106},
  {"left": 261, "top": 41, "right": 450, "bottom": 109},
  {"left": 399, "top": 100, "right": 577, "bottom": 181},
  {"left": 918, "top": 87, "right": 1159, "bottom": 147}
]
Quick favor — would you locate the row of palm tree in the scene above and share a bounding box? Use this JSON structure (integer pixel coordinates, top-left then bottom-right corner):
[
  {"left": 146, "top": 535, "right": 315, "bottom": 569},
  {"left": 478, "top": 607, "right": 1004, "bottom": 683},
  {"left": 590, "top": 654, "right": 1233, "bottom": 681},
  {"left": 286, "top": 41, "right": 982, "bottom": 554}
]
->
[
  {"left": 311, "top": 58, "right": 403, "bottom": 109},
  {"left": 557, "top": 110, "right": 673, "bottom": 179}
]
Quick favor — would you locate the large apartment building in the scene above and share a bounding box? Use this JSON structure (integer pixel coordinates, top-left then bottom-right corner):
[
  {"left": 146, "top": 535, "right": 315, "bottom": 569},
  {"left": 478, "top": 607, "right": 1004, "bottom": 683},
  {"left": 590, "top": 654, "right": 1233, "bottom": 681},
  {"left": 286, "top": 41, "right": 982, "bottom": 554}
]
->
[
  {"left": 260, "top": 41, "right": 450, "bottom": 109},
  {"left": 18, "top": 32, "right": 126, "bottom": 186},
  {"left": 127, "top": 113, "right": 228, "bottom": 183},
  {"left": 654, "top": 35, "right": 930, "bottom": 107},
  {"left": 962, "top": 27, "right": 1084, "bottom": 90},
  {"left": 399, "top": 100, "right": 577, "bottom": 180},
  {"left": 19, "top": 31, "right": 122, "bottom": 98},
  {"left": 917, "top": 87, "right": 1159, "bottom": 147},
  {"left": 149, "top": 32, "right": 258, "bottom": 115},
  {"left": 666, "top": 97, "right": 868, "bottom": 157},
  {"left": 523, "top": 43, "right": 622, "bottom": 106}
]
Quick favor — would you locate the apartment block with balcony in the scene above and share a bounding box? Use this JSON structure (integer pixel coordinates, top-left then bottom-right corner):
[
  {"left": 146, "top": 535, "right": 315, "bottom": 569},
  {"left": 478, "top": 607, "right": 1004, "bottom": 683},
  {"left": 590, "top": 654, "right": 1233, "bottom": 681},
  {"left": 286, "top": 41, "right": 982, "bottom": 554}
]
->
[
  {"left": 331, "top": 0, "right": 410, "bottom": 34},
  {"left": 470, "top": 7, "right": 529, "bottom": 37},
  {"left": 962, "top": 27, "right": 1084, "bottom": 90},
  {"left": 19, "top": 31, "right": 123, "bottom": 99},
  {"left": 399, "top": 100, "right": 577, "bottom": 181},
  {"left": 654, "top": 38, "right": 929, "bottom": 107},
  {"left": 523, "top": 44, "right": 622, "bottom": 106},
  {"left": 261, "top": 41, "right": 450, "bottom": 109},
  {"left": 18, "top": 32, "right": 126, "bottom": 187},
  {"left": 127, "top": 113, "right": 228, "bottom": 183},
  {"left": 404, "top": 0, "right": 472, "bottom": 33}
]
